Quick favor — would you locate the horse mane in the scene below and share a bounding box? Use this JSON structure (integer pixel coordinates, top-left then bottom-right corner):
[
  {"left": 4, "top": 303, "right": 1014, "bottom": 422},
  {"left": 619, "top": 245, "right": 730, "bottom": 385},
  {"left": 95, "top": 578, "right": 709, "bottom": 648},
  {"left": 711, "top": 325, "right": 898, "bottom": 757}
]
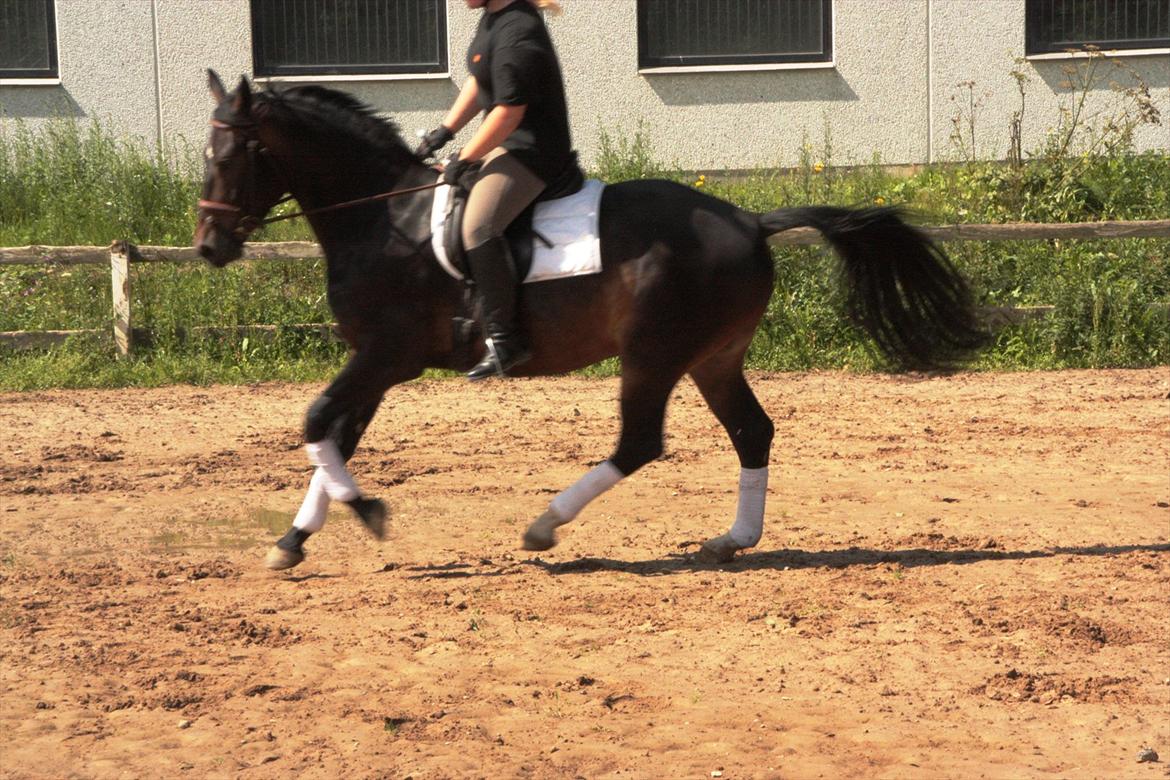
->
[{"left": 258, "top": 83, "right": 415, "bottom": 163}]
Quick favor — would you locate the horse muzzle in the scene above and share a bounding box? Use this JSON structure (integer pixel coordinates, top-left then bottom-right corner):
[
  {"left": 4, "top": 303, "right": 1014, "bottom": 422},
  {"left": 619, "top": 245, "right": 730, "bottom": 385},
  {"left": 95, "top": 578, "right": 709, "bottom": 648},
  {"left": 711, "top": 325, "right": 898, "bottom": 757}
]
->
[{"left": 195, "top": 216, "right": 245, "bottom": 267}]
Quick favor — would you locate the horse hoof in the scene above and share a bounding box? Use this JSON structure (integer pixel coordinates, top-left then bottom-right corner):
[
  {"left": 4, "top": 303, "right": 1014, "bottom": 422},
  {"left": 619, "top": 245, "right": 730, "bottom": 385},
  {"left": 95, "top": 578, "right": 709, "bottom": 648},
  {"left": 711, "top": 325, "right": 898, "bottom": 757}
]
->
[
  {"left": 521, "top": 509, "right": 565, "bottom": 551},
  {"left": 521, "top": 530, "right": 554, "bottom": 551},
  {"left": 351, "top": 497, "right": 388, "bottom": 541},
  {"left": 695, "top": 534, "right": 743, "bottom": 564},
  {"left": 265, "top": 545, "right": 305, "bottom": 571}
]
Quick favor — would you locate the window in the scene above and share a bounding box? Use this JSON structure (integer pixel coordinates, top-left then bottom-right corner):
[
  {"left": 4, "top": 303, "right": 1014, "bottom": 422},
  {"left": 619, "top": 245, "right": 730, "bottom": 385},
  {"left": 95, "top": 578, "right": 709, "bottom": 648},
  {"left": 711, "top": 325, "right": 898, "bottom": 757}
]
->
[
  {"left": 251, "top": 0, "right": 447, "bottom": 77},
  {"left": 1026, "top": 0, "right": 1169, "bottom": 54},
  {"left": 0, "top": 0, "right": 58, "bottom": 79},
  {"left": 637, "top": 0, "right": 832, "bottom": 69}
]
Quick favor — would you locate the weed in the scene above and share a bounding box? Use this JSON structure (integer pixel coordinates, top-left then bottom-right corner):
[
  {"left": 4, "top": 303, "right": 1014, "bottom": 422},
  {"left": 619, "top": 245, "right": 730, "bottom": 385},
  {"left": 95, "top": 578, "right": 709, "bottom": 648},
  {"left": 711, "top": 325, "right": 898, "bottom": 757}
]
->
[
  {"left": 594, "top": 120, "right": 673, "bottom": 183},
  {"left": 149, "top": 529, "right": 187, "bottom": 549},
  {"left": 382, "top": 716, "right": 409, "bottom": 735},
  {"left": 1, "top": 76, "right": 1167, "bottom": 389}
]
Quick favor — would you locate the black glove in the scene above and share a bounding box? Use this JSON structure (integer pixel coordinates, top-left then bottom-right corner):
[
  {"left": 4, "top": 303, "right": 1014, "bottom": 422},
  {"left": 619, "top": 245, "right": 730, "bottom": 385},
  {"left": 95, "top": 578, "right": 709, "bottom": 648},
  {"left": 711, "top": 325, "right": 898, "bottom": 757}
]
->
[
  {"left": 441, "top": 153, "right": 480, "bottom": 190},
  {"left": 415, "top": 125, "right": 454, "bottom": 159}
]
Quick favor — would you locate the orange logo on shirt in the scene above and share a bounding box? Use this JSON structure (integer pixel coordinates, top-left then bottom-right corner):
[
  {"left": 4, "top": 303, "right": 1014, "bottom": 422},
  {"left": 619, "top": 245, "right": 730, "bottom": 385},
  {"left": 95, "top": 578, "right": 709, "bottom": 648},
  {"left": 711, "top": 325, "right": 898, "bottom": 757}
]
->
[{"left": 472, "top": 54, "right": 482, "bottom": 63}]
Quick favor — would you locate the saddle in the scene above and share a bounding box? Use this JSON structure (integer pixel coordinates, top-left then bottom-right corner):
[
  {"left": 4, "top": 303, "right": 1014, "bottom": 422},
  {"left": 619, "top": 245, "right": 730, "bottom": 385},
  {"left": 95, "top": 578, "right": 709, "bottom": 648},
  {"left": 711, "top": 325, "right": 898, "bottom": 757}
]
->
[
  {"left": 438, "top": 157, "right": 588, "bottom": 368},
  {"left": 440, "top": 155, "right": 585, "bottom": 282},
  {"left": 442, "top": 189, "right": 539, "bottom": 282}
]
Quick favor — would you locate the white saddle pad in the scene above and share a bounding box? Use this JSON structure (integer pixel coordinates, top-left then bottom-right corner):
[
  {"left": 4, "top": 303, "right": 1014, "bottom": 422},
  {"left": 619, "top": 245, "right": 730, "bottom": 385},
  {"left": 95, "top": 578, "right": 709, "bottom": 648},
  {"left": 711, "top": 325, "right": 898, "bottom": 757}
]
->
[{"left": 430, "top": 177, "right": 605, "bottom": 284}]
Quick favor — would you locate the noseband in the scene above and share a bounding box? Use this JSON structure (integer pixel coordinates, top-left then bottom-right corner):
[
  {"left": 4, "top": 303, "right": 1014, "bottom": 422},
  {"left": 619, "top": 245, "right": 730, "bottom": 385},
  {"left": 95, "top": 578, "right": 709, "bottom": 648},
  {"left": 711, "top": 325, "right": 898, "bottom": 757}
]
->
[{"left": 198, "top": 118, "right": 442, "bottom": 242}]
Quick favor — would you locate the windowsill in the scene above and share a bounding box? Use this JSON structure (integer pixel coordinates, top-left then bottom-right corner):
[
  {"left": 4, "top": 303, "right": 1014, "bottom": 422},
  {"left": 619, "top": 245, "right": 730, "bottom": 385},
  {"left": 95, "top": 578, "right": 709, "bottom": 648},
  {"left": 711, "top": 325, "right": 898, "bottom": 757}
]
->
[
  {"left": 1025, "top": 47, "right": 1169, "bottom": 61},
  {"left": 639, "top": 62, "right": 835, "bottom": 75},
  {"left": 0, "top": 77, "right": 61, "bottom": 86},
  {"left": 254, "top": 72, "right": 450, "bottom": 84}
]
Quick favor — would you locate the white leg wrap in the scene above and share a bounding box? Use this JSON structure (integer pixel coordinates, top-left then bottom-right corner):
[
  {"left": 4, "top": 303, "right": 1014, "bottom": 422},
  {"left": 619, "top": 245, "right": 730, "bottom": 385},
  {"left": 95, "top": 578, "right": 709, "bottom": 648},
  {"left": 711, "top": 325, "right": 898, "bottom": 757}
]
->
[
  {"left": 304, "top": 439, "right": 360, "bottom": 503},
  {"left": 549, "top": 460, "right": 624, "bottom": 522},
  {"left": 292, "top": 468, "right": 331, "bottom": 533},
  {"left": 728, "top": 466, "right": 768, "bottom": 547}
]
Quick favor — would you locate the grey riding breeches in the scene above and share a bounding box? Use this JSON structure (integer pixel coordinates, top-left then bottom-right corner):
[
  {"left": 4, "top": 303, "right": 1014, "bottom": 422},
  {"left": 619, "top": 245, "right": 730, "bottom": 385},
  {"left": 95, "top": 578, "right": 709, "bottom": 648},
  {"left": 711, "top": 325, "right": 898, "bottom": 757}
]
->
[{"left": 461, "top": 147, "right": 546, "bottom": 251}]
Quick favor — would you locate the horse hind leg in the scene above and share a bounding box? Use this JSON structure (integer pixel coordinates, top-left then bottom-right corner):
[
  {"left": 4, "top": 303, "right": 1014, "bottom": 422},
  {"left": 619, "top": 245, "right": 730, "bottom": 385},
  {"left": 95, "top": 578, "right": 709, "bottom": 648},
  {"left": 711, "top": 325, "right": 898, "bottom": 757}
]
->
[
  {"left": 522, "top": 360, "right": 686, "bottom": 552},
  {"left": 688, "top": 345, "right": 775, "bottom": 563}
]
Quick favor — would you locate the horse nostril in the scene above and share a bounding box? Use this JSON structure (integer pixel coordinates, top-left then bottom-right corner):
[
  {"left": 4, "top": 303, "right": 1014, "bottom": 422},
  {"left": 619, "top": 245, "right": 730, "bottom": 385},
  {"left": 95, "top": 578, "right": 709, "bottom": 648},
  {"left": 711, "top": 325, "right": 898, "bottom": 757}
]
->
[{"left": 197, "top": 238, "right": 224, "bottom": 266}]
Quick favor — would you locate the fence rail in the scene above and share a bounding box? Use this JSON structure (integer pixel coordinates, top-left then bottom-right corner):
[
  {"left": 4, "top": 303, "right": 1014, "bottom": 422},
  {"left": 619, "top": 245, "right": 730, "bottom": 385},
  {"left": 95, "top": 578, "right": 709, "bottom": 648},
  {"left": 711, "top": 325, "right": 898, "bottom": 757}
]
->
[{"left": 2, "top": 218, "right": 1169, "bottom": 355}]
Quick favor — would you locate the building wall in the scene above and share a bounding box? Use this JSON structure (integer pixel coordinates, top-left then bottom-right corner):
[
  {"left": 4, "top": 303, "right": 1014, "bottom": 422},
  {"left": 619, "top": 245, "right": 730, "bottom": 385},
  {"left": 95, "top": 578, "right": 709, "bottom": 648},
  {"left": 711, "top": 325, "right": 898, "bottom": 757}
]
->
[
  {"left": 930, "top": 0, "right": 1169, "bottom": 163},
  {"left": 0, "top": 0, "right": 157, "bottom": 135},
  {"left": 1, "top": 0, "right": 1166, "bottom": 170}
]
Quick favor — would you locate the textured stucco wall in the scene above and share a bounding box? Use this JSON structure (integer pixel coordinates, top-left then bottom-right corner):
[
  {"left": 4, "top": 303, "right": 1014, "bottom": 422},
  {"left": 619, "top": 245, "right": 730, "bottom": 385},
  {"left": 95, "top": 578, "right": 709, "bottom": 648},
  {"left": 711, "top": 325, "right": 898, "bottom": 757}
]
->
[
  {"left": 1, "top": 0, "right": 1166, "bottom": 170},
  {"left": 930, "top": 0, "right": 1169, "bottom": 163},
  {"left": 155, "top": 0, "right": 253, "bottom": 152},
  {"left": 0, "top": 0, "right": 157, "bottom": 138},
  {"left": 549, "top": 0, "right": 931, "bottom": 169}
]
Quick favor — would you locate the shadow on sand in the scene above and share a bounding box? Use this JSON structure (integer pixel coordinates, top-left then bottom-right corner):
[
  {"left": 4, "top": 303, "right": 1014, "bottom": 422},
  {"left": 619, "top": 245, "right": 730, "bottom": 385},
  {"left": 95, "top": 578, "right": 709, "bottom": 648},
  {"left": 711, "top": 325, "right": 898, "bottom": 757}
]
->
[
  {"left": 518, "top": 542, "right": 1170, "bottom": 578},
  {"left": 397, "top": 543, "right": 1168, "bottom": 580}
]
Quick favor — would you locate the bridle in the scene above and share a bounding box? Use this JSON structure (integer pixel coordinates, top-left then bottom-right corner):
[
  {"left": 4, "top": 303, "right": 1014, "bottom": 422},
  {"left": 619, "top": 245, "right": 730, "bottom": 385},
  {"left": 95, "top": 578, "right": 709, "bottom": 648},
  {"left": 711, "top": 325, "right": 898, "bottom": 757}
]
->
[{"left": 198, "top": 118, "right": 443, "bottom": 242}]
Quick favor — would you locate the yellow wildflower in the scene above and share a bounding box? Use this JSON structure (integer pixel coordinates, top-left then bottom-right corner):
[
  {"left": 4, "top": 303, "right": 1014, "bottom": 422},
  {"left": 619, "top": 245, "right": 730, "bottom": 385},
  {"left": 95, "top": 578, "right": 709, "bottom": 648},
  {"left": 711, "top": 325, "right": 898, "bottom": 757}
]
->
[
  {"left": 813, "top": 162, "right": 825, "bottom": 173},
  {"left": 874, "top": 196, "right": 886, "bottom": 205},
  {"left": 694, "top": 174, "right": 707, "bottom": 188}
]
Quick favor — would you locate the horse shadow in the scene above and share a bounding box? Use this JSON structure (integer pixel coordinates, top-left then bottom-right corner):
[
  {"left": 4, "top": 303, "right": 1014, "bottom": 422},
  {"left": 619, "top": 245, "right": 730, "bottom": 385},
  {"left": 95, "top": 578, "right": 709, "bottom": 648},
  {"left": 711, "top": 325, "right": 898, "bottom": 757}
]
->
[
  {"left": 398, "top": 542, "right": 1168, "bottom": 580},
  {"left": 519, "top": 541, "right": 1170, "bottom": 578}
]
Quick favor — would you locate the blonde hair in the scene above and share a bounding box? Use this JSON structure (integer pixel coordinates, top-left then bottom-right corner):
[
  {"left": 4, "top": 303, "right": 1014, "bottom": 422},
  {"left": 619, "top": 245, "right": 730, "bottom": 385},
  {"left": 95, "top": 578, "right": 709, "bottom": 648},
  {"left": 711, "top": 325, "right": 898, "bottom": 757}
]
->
[{"left": 528, "top": 0, "right": 563, "bottom": 15}]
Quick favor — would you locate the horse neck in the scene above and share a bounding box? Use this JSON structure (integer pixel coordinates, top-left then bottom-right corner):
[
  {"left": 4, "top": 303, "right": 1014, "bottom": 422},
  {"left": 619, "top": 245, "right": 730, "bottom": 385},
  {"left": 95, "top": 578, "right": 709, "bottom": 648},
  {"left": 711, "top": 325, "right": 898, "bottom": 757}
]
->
[{"left": 270, "top": 127, "right": 435, "bottom": 251}]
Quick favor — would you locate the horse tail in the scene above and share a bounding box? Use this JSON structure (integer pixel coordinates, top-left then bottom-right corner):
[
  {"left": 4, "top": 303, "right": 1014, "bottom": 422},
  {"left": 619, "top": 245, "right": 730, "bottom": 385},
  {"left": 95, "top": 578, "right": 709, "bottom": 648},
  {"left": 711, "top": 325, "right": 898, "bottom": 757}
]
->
[{"left": 758, "top": 205, "right": 987, "bottom": 370}]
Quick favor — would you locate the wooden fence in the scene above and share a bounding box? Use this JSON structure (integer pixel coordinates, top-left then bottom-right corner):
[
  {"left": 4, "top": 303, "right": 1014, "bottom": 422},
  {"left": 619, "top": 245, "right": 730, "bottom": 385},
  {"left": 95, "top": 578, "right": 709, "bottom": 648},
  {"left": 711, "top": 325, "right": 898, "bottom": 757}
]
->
[{"left": 2, "top": 218, "right": 1169, "bottom": 355}]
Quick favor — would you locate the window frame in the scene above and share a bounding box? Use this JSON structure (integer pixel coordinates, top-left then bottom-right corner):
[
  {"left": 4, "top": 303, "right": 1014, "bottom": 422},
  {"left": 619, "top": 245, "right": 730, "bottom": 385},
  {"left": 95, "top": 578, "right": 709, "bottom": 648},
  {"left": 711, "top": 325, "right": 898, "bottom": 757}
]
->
[
  {"left": 0, "top": 0, "right": 59, "bottom": 80},
  {"left": 1024, "top": 0, "right": 1170, "bottom": 55},
  {"left": 636, "top": 0, "right": 834, "bottom": 70},
  {"left": 249, "top": 0, "right": 449, "bottom": 79}
]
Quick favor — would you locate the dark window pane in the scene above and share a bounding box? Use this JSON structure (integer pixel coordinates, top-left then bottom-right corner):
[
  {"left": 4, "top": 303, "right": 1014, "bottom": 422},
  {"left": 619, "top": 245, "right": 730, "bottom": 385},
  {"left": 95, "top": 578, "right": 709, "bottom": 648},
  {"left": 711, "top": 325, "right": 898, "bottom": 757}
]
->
[
  {"left": 1026, "top": 0, "right": 1169, "bottom": 54},
  {"left": 251, "top": 0, "right": 447, "bottom": 76},
  {"left": 638, "top": 0, "right": 833, "bottom": 67},
  {"left": 0, "top": 0, "right": 58, "bottom": 78}
]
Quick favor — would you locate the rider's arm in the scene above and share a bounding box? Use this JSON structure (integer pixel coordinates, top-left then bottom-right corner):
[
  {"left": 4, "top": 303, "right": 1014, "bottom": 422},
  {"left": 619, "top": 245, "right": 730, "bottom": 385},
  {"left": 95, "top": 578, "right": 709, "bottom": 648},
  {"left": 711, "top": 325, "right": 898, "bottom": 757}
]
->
[
  {"left": 442, "top": 76, "right": 483, "bottom": 134},
  {"left": 458, "top": 104, "right": 527, "bottom": 162}
]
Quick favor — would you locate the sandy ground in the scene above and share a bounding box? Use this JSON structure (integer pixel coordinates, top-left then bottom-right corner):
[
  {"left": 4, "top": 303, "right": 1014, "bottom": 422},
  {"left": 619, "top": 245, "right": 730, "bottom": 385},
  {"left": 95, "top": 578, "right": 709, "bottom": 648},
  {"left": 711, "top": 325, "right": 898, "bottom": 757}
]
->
[{"left": 0, "top": 370, "right": 1167, "bottom": 779}]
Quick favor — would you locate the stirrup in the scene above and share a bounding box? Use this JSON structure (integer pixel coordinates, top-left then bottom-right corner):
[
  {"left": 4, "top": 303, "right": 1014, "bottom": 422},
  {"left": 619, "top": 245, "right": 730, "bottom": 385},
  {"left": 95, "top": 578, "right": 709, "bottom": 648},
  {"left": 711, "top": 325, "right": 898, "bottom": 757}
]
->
[{"left": 467, "top": 337, "right": 529, "bottom": 381}]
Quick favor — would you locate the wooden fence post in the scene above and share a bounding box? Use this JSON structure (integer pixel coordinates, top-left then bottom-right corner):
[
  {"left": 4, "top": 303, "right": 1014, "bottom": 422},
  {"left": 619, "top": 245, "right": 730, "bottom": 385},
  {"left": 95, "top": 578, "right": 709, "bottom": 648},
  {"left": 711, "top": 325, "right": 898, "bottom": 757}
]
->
[{"left": 110, "top": 241, "right": 132, "bottom": 357}]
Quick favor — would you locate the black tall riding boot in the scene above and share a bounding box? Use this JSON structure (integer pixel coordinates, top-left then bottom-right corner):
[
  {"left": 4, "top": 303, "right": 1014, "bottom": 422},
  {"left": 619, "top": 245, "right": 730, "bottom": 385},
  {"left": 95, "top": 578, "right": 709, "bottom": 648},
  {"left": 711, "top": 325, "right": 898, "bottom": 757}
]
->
[{"left": 466, "top": 236, "right": 531, "bottom": 381}]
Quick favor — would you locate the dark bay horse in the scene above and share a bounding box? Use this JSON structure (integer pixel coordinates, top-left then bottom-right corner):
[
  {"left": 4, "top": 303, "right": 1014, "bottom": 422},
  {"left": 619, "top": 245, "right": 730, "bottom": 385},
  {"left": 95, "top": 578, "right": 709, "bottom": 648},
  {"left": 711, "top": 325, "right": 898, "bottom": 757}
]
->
[{"left": 195, "top": 72, "right": 985, "bottom": 570}]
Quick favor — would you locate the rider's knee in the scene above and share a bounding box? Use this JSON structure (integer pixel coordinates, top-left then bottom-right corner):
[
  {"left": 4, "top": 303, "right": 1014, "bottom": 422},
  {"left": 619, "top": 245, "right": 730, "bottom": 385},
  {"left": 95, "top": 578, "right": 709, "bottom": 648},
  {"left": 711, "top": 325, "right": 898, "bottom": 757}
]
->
[{"left": 462, "top": 221, "right": 500, "bottom": 251}]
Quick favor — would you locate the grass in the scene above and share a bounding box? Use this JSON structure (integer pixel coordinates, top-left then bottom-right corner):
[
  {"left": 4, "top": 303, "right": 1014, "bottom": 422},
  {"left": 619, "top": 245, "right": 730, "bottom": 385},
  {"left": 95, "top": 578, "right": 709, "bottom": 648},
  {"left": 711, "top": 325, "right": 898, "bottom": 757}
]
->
[{"left": 2, "top": 59, "right": 1168, "bottom": 389}]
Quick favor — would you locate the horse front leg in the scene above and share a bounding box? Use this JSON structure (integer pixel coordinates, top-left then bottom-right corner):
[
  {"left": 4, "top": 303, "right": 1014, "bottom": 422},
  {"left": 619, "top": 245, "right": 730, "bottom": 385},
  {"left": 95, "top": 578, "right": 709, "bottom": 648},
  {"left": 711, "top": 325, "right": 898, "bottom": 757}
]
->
[
  {"left": 266, "top": 346, "right": 419, "bottom": 570},
  {"left": 265, "top": 397, "right": 381, "bottom": 570}
]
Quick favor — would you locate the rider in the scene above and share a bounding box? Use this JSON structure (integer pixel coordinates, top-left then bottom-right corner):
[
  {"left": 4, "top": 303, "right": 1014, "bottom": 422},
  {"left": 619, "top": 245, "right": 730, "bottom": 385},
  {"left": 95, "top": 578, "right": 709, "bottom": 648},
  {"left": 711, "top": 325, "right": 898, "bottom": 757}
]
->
[{"left": 416, "top": 0, "right": 581, "bottom": 380}]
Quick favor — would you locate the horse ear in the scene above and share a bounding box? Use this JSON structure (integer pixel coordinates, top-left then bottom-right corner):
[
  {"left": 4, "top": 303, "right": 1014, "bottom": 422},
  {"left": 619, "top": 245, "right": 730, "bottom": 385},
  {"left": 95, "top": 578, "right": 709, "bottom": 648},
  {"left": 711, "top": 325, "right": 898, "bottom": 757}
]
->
[
  {"left": 208, "top": 69, "right": 227, "bottom": 103},
  {"left": 233, "top": 75, "right": 253, "bottom": 117}
]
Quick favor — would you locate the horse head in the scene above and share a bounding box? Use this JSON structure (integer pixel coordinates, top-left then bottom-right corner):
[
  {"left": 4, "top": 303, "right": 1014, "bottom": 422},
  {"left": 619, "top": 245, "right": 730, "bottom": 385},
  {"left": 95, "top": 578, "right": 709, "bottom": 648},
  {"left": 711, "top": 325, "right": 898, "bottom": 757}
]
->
[{"left": 195, "top": 70, "right": 289, "bottom": 267}]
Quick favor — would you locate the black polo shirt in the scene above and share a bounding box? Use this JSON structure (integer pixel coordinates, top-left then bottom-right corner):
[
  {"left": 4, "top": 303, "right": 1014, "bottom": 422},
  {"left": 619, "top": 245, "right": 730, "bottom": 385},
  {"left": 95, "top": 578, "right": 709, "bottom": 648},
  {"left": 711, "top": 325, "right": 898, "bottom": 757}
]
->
[{"left": 467, "top": 1, "right": 574, "bottom": 184}]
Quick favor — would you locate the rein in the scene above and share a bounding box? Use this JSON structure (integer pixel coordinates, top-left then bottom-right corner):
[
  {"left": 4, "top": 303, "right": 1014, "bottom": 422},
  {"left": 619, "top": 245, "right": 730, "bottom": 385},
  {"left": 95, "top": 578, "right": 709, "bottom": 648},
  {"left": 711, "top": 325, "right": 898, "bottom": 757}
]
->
[
  {"left": 253, "top": 181, "right": 443, "bottom": 226},
  {"left": 199, "top": 118, "right": 443, "bottom": 239}
]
